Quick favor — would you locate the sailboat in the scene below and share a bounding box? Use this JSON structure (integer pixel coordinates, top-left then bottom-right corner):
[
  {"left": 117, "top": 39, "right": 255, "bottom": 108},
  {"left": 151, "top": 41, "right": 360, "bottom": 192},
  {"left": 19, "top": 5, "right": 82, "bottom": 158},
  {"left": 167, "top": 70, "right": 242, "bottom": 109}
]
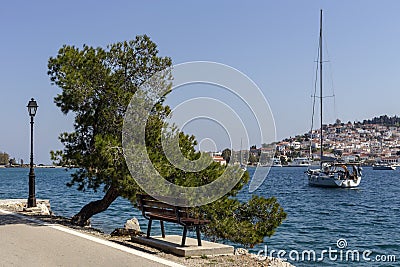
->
[{"left": 306, "top": 10, "right": 362, "bottom": 188}]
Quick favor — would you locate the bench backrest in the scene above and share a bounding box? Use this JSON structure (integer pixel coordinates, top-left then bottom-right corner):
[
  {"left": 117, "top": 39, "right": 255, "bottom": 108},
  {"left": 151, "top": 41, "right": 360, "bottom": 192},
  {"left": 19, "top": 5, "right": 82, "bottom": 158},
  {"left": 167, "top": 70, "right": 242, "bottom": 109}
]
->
[{"left": 136, "top": 194, "right": 189, "bottom": 218}]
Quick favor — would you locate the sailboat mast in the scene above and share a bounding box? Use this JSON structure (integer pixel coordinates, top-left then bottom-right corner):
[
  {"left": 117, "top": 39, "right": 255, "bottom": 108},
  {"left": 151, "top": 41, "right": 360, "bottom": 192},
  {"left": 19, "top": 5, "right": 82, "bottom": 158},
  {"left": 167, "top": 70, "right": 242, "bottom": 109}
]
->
[
  {"left": 319, "top": 9, "right": 323, "bottom": 165},
  {"left": 240, "top": 138, "right": 243, "bottom": 166}
]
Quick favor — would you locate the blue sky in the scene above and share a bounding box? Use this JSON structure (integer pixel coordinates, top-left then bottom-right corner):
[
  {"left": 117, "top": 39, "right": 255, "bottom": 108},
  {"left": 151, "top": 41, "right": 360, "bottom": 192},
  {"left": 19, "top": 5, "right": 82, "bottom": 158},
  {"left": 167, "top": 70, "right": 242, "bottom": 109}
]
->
[{"left": 1, "top": 1, "right": 400, "bottom": 164}]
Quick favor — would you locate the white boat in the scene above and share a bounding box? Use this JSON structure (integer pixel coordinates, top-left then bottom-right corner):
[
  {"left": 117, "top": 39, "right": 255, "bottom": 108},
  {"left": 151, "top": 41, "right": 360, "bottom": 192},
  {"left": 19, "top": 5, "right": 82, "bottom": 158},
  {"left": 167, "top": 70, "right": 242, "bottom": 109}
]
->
[
  {"left": 306, "top": 10, "right": 362, "bottom": 188},
  {"left": 290, "top": 157, "right": 311, "bottom": 167},
  {"left": 372, "top": 163, "right": 396, "bottom": 170},
  {"left": 307, "top": 163, "right": 362, "bottom": 188},
  {"left": 257, "top": 158, "right": 282, "bottom": 167},
  {"left": 272, "top": 158, "right": 282, "bottom": 167}
]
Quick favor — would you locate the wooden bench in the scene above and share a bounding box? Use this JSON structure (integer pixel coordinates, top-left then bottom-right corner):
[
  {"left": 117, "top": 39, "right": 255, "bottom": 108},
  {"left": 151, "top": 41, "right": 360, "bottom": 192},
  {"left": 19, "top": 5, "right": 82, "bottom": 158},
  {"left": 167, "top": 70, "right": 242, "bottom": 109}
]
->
[{"left": 136, "top": 194, "right": 210, "bottom": 247}]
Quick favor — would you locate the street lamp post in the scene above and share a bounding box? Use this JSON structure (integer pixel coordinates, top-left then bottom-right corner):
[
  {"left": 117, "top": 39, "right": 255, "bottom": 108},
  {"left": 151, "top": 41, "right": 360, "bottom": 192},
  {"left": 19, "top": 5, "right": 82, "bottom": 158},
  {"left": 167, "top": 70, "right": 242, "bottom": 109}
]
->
[{"left": 27, "top": 98, "right": 38, "bottom": 208}]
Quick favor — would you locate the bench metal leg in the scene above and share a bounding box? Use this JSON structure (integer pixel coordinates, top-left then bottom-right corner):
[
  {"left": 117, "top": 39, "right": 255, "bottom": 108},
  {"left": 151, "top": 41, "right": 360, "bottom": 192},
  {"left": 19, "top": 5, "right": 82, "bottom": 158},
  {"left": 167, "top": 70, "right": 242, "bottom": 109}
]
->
[
  {"left": 181, "top": 226, "right": 187, "bottom": 247},
  {"left": 160, "top": 221, "right": 165, "bottom": 238},
  {"left": 147, "top": 219, "right": 152, "bottom": 238},
  {"left": 196, "top": 226, "right": 202, "bottom": 246}
]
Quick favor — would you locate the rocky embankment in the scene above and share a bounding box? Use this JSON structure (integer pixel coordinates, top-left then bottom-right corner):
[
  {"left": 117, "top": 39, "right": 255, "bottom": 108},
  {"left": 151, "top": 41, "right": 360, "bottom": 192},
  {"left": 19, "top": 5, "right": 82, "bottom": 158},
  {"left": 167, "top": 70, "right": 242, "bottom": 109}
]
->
[{"left": 0, "top": 199, "right": 51, "bottom": 215}]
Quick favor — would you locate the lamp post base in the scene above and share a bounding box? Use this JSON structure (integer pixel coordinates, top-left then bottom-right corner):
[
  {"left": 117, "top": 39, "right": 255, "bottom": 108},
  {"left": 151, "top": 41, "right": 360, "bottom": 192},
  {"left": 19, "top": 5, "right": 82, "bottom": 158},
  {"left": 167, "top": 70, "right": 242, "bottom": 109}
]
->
[
  {"left": 27, "top": 197, "right": 36, "bottom": 208},
  {"left": 28, "top": 171, "right": 36, "bottom": 208}
]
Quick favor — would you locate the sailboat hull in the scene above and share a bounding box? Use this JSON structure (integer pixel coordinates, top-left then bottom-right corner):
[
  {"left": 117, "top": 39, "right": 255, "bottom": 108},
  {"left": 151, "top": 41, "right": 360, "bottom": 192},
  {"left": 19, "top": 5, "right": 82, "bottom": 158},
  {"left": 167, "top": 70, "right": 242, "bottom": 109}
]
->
[{"left": 307, "top": 172, "right": 361, "bottom": 188}]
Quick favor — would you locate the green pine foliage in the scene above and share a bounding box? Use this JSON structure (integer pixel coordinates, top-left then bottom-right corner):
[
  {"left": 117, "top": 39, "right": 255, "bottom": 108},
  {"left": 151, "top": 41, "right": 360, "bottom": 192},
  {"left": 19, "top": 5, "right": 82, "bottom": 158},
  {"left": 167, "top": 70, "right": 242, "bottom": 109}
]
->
[
  {"left": 202, "top": 195, "right": 286, "bottom": 247},
  {"left": 48, "top": 35, "right": 286, "bottom": 246},
  {"left": 362, "top": 115, "right": 400, "bottom": 127},
  {"left": 0, "top": 152, "right": 9, "bottom": 165}
]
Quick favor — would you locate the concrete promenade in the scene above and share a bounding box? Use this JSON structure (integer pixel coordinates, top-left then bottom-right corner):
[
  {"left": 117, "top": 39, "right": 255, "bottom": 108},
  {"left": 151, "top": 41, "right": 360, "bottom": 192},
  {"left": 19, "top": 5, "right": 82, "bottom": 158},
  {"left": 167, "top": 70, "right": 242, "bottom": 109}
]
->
[{"left": 0, "top": 210, "right": 185, "bottom": 267}]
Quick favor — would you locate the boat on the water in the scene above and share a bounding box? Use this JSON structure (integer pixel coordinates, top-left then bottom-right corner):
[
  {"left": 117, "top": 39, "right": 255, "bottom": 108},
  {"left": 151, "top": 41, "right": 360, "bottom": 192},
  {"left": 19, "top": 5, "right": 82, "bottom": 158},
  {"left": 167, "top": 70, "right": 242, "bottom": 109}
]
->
[
  {"left": 272, "top": 158, "right": 282, "bottom": 167},
  {"left": 372, "top": 163, "right": 396, "bottom": 170},
  {"left": 290, "top": 157, "right": 311, "bottom": 167},
  {"left": 306, "top": 10, "right": 362, "bottom": 188},
  {"left": 307, "top": 163, "right": 362, "bottom": 187},
  {"left": 256, "top": 158, "right": 282, "bottom": 167}
]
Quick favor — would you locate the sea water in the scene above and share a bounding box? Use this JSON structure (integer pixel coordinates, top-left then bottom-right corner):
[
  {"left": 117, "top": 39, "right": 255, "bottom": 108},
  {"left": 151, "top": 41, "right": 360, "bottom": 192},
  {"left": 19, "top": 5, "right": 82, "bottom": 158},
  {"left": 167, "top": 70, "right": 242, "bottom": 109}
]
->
[{"left": 0, "top": 167, "right": 398, "bottom": 266}]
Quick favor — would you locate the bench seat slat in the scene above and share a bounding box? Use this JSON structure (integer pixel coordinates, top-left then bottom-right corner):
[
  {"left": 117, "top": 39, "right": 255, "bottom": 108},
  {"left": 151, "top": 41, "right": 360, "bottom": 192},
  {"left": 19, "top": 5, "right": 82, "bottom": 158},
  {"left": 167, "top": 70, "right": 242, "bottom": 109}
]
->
[
  {"left": 147, "top": 213, "right": 179, "bottom": 223},
  {"left": 180, "top": 218, "right": 210, "bottom": 225},
  {"left": 142, "top": 206, "right": 175, "bottom": 215},
  {"left": 147, "top": 213, "right": 210, "bottom": 225}
]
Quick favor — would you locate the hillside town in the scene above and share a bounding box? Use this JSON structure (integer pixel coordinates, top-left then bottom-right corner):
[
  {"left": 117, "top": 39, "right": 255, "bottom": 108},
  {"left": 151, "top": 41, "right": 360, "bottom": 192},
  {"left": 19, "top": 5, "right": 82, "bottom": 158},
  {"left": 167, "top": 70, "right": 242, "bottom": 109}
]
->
[{"left": 213, "top": 116, "right": 400, "bottom": 166}]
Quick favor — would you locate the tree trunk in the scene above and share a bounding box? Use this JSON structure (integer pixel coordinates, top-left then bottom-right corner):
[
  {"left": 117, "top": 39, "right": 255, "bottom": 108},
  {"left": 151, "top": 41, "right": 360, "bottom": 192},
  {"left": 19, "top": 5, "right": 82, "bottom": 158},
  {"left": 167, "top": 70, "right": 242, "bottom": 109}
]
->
[{"left": 71, "top": 185, "right": 120, "bottom": 226}]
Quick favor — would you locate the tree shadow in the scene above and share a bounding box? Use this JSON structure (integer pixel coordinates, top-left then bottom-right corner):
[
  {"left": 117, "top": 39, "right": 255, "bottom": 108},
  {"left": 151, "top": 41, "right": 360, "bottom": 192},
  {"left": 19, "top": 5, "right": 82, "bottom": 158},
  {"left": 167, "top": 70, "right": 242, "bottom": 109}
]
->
[{"left": 0, "top": 212, "right": 45, "bottom": 227}]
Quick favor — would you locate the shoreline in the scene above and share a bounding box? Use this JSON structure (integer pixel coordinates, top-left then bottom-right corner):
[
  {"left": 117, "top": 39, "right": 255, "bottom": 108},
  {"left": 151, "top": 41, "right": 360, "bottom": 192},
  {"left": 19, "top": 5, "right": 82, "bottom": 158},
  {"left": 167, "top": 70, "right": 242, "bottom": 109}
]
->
[{"left": 0, "top": 201, "right": 295, "bottom": 267}]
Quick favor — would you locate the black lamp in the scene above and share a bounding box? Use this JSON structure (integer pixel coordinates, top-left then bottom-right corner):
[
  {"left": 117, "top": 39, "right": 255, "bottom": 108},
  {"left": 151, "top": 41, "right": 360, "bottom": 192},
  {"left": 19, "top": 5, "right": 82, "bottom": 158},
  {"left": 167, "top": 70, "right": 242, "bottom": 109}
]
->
[{"left": 27, "top": 98, "right": 38, "bottom": 208}]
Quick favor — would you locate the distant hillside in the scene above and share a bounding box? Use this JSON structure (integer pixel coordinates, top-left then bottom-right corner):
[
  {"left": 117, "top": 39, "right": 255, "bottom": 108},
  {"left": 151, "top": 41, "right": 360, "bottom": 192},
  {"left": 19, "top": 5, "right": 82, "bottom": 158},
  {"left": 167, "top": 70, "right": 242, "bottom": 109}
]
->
[{"left": 361, "top": 115, "right": 400, "bottom": 127}]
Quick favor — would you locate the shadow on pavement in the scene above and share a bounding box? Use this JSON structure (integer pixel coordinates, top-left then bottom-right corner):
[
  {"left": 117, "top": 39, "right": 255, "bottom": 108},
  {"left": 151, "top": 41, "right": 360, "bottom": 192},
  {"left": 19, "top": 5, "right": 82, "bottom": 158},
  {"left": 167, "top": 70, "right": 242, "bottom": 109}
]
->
[{"left": 0, "top": 212, "right": 45, "bottom": 227}]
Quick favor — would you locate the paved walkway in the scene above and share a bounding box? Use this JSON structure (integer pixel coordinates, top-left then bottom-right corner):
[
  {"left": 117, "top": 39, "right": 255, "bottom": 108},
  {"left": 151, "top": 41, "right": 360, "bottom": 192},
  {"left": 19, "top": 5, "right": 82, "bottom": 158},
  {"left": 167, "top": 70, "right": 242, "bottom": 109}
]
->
[{"left": 0, "top": 210, "right": 185, "bottom": 267}]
